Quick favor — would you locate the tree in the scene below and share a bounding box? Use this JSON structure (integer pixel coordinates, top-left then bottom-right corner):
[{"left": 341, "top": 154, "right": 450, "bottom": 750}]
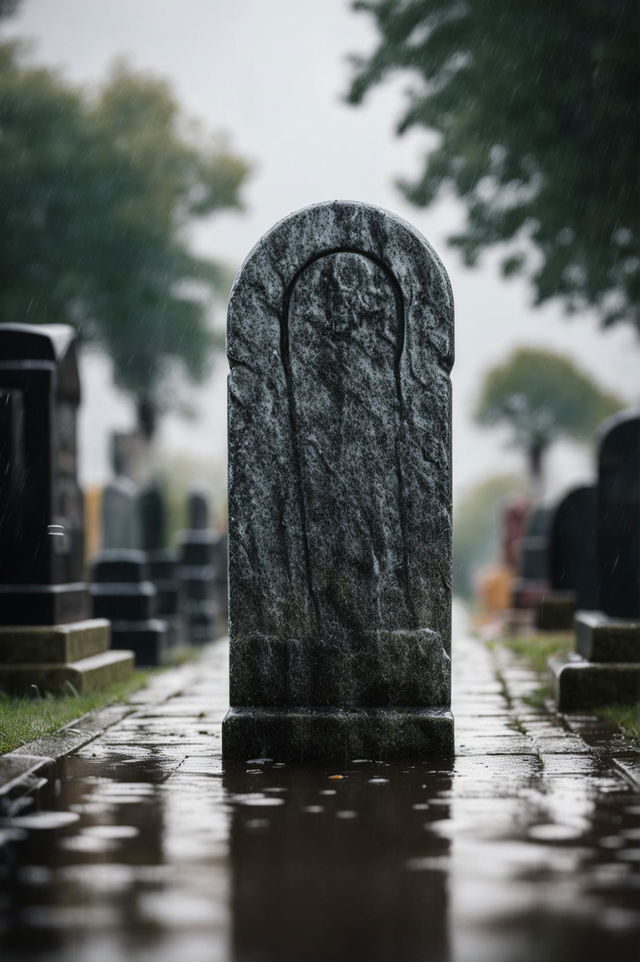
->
[
  {"left": 474, "top": 347, "right": 624, "bottom": 496},
  {"left": 347, "top": 1, "right": 640, "bottom": 333},
  {"left": 0, "top": 45, "right": 251, "bottom": 435}
]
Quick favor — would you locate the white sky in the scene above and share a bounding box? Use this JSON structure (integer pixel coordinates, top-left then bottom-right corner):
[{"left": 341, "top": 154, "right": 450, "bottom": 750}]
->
[{"left": 3, "top": 0, "right": 639, "bottom": 500}]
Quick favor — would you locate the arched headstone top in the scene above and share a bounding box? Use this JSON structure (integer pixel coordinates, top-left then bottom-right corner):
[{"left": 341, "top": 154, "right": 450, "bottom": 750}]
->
[
  {"left": 598, "top": 407, "right": 640, "bottom": 461},
  {"left": 228, "top": 200, "right": 454, "bottom": 375}
]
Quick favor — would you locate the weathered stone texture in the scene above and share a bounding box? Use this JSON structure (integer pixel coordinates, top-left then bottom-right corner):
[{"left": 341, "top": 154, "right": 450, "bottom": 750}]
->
[{"left": 224, "top": 201, "right": 454, "bottom": 754}]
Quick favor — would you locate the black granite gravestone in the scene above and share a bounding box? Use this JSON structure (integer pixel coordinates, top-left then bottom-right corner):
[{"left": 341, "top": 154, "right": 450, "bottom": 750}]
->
[
  {"left": 598, "top": 412, "right": 640, "bottom": 620},
  {"left": 0, "top": 324, "right": 134, "bottom": 692},
  {"left": 177, "top": 488, "right": 218, "bottom": 644},
  {"left": 510, "top": 506, "right": 552, "bottom": 618},
  {"left": 551, "top": 410, "right": 640, "bottom": 708},
  {"left": 536, "top": 485, "right": 597, "bottom": 630},
  {"left": 90, "top": 550, "right": 169, "bottom": 666},
  {"left": 138, "top": 480, "right": 183, "bottom": 648},
  {"left": 0, "top": 324, "right": 87, "bottom": 623},
  {"left": 222, "top": 200, "right": 454, "bottom": 760}
]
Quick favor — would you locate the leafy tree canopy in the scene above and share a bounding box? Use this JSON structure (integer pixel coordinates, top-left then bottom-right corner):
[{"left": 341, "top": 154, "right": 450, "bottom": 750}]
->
[
  {"left": 475, "top": 346, "right": 624, "bottom": 491},
  {"left": 348, "top": 1, "right": 640, "bottom": 332},
  {"left": 0, "top": 44, "right": 251, "bottom": 429}
]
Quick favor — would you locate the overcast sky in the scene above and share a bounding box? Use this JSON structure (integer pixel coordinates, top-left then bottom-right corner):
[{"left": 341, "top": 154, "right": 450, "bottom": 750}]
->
[{"left": 4, "top": 0, "right": 639, "bottom": 500}]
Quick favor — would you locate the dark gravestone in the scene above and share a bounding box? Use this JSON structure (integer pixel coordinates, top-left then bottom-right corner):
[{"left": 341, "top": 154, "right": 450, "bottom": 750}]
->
[
  {"left": 511, "top": 506, "right": 552, "bottom": 612},
  {"left": 0, "top": 324, "right": 87, "bottom": 623},
  {"left": 222, "top": 200, "right": 454, "bottom": 761},
  {"left": 138, "top": 481, "right": 183, "bottom": 647},
  {"left": 102, "top": 477, "right": 141, "bottom": 550},
  {"left": 536, "top": 485, "right": 598, "bottom": 631},
  {"left": 178, "top": 488, "right": 219, "bottom": 644},
  {"left": 90, "top": 550, "right": 168, "bottom": 666},
  {"left": 138, "top": 481, "right": 167, "bottom": 553},
  {"left": 0, "top": 324, "right": 134, "bottom": 692},
  {"left": 551, "top": 410, "right": 640, "bottom": 708},
  {"left": 598, "top": 411, "right": 640, "bottom": 620}
]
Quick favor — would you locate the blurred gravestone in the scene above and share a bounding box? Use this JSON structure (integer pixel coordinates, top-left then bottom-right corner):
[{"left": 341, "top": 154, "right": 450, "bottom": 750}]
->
[
  {"left": 177, "top": 487, "right": 220, "bottom": 643},
  {"left": 90, "top": 549, "right": 169, "bottom": 666},
  {"left": 102, "top": 476, "right": 141, "bottom": 550},
  {"left": 222, "top": 200, "right": 454, "bottom": 761},
  {"left": 509, "top": 506, "right": 552, "bottom": 629},
  {"left": 551, "top": 411, "right": 640, "bottom": 708},
  {"left": 0, "top": 324, "right": 134, "bottom": 692},
  {"left": 138, "top": 480, "right": 183, "bottom": 648},
  {"left": 536, "top": 485, "right": 598, "bottom": 631}
]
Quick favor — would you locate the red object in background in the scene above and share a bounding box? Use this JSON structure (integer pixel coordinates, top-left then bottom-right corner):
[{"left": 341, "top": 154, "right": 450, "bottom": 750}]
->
[{"left": 501, "top": 495, "right": 532, "bottom": 571}]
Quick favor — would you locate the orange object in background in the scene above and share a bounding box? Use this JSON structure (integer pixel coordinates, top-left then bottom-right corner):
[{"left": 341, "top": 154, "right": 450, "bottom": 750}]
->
[
  {"left": 479, "top": 564, "right": 513, "bottom": 613},
  {"left": 84, "top": 485, "right": 102, "bottom": 567}
]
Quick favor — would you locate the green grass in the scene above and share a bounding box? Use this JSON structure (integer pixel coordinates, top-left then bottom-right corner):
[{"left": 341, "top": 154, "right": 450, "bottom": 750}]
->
[
  {"left": 598, "top": 704, "right": 640, "bottom": 744},
  {"left": 0, "top": 672, "right": 149, "bottom": 755},
  {"left": 494, "top": 632, "right": 640, "bottom": 742},
  {"left": 0, "top": 642, "right": 209, "bottom": 756},
  {"left": 498, "top": 633, "right": 574, "bottom": 672}
]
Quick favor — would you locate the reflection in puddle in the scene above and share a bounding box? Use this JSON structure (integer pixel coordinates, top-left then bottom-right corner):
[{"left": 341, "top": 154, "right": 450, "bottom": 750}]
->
[{"left": 0, "top": 748, "right": 637, "bottom": 962}]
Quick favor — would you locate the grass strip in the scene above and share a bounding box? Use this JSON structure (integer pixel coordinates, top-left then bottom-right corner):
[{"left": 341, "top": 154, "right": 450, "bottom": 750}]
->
[
  {"left": 0, "top": 643, "right": 205, "bottom": 755},
  {"left": 0, "top": 672, "right": 148, "bottom": 755},
  {"left": 493, "top": 632, "right": 639, "bottom": 744}
]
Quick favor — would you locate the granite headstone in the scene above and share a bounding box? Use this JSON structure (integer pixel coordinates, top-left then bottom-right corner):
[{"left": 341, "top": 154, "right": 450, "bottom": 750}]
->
[
  {"left": 598, "top": 411, "right": 640, "bottom": 620},
  {"left": 536, "top": 484, "right": 598, "bottom": 630},
  {"left": 222, "top": 200, "right": 454, "bottom": 760},
  {"left": 138, "top": 481, "right": 183, "bottom": 648},
  {"left": 178, "top": 487, "right": 219, "bottom": 643},
  {"left": 0, "top": 324, "right": 134, "bottom": 692},
  {"left": 551, "top": 410, "right": 640, "bottom": 708},
  {"left": 0, "top": 324, "right": 87, "bottom": 623},
  {"left": 102, "top": 477, "right": 141, "bottom": 551}
]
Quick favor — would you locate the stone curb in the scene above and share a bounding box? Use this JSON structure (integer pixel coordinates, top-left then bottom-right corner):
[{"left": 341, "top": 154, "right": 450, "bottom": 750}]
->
[{"left": 0, "top": 648, "right": 213, "bottom": 815}]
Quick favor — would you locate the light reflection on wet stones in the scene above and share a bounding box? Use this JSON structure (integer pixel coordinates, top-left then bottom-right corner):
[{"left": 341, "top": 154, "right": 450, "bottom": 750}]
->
[{"left": 0, "top": 633, "right": 638, "bottom": 961}]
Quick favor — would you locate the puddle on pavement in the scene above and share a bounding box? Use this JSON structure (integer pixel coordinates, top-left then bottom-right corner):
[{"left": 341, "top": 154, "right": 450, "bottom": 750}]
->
[{"left": 0, "top": 752, "right": 639, "bottom": 962}]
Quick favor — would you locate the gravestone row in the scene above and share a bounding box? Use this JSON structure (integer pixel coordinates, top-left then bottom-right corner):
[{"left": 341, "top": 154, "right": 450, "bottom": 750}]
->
[{"left": 550, "top": 409, "right": 640, "bottom": 709}]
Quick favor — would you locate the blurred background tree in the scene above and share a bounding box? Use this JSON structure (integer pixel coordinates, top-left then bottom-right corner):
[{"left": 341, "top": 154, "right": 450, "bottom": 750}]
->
[
  {"left": 475, "top": 347, "right": 624, "bottom": 496},
  {"left": 348, "top": 0, "right": 640, "bottom": 333},
  {"left": 0, "top": 42, "right": 251, "bottom": 437}
]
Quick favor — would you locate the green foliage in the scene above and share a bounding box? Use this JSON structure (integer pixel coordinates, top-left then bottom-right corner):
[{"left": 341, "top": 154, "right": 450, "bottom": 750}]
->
[
  {"left": 499, "top": 633, "right": 574, "bottom": 673},
  {"left": 475, "top": 347, "right": 624, "bottom": 486},
  {"left": 453, "top": 473, "right": 524, "bottom": 599},
  {"left": 599, "top": 704, "right": 640, "bottom": 744},
  {"left": 348, "top": 1, "right": 640, "bottom": 332},
  {"left": 0, "top": 45, "right": 250, "bottom": 420}
]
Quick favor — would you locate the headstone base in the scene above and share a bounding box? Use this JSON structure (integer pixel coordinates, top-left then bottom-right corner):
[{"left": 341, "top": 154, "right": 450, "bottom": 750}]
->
[
  {"left": 535, "top": 592, "right": 576, "bottom": 632},
  {"left": 0, "top": 619, "right": 110, "bottom": 663},
  {"left": 575, "top": 611, "right": 640, "bottom": 662},
  {"left": 0, "top": 583, "right": 90, "bottom": 626},
  {"left": 549, "top": 653, "right": 640, "bottom": 710},
  {"left": 111, "top": 619, "right": 169, "bottom": 667},
  {"left": 222, "top": 707, "right": 454, "bottom": 762},
  {"left": 0, "top": 618, "right": 134, "bottom": 694}
]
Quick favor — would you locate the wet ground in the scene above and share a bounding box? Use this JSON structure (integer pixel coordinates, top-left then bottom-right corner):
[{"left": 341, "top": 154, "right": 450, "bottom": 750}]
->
[{"left": 0, "top": 626, "right": 638, "bottom": 962}]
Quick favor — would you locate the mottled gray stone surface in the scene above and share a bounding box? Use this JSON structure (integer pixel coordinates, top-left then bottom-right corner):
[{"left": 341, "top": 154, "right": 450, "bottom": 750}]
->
[
  {"left": 223, "top": 201, "right": 454, "bottom": 758},
  {"left": 102, "top": 477, "right": 140, "bottom": 550}
]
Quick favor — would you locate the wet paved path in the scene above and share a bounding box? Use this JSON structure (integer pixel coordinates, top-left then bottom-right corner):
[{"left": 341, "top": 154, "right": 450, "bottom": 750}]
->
[{"left": 0, "top": 629, "right": 638, "bottom": 962}]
